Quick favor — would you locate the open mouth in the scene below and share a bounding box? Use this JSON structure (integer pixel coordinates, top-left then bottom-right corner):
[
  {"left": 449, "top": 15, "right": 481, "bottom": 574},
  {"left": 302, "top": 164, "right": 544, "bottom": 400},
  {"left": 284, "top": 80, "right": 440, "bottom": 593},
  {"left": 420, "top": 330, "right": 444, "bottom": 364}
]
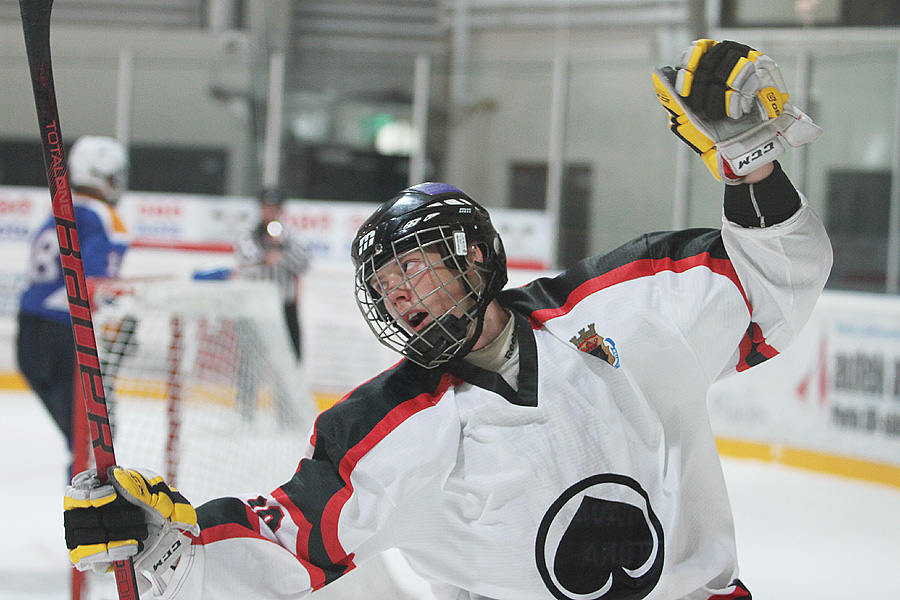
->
[{"left": 405, "top": 311, "right": 429, "bottom": 330}]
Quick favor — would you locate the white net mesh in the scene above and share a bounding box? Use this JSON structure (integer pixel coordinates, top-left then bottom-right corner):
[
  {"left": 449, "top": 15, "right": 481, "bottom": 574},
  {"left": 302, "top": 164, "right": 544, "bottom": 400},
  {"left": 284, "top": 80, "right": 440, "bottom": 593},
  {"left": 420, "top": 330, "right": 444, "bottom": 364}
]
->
[
  {"left": 90, "top": 278, "right": 314, "bottom": 505},
  {"left": 81, "top": 277, "right": 430, "bottom": 600}
]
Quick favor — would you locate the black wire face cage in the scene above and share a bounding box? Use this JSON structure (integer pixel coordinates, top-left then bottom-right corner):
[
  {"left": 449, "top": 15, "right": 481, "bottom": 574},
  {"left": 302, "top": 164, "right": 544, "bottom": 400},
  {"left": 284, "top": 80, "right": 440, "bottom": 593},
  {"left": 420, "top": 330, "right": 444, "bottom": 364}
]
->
[{"left": 354, "top": 224, "right": 491, "bottom": 368}]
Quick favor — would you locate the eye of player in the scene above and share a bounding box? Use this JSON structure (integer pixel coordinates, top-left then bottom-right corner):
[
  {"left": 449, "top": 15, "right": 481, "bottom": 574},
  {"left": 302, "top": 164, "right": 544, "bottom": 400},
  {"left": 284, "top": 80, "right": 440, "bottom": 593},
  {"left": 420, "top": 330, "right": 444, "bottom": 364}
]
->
[
  {"left": 369, "top": 253, "right": 423, "bottom": 296},
  {"left": 402, "top": 255, "right": 423, "bottom": 275}
]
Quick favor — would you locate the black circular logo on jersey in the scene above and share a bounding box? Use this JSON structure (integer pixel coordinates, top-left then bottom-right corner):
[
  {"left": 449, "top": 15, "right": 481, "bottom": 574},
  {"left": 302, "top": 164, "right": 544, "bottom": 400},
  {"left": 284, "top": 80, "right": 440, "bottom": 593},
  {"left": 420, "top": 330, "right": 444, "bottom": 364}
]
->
[{"left": 535, "top": 474, "right": 664, "bottom": 600}]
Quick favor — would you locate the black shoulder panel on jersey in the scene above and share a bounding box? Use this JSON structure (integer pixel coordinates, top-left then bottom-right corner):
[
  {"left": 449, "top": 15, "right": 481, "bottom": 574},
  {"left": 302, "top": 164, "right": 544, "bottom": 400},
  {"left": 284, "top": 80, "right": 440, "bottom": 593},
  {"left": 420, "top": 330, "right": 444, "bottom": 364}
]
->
[
  {"left": 197, "top": 496, "right": 255, "bottom": 531},
  {"left": 314, "top": 359, "right": 447, "bottom": 455},
  {"left": 276, "top": 359, "right": 451, "bottom": 586},
  {"left": 500, "top": 228, "right": 727, "bottom": 316}
]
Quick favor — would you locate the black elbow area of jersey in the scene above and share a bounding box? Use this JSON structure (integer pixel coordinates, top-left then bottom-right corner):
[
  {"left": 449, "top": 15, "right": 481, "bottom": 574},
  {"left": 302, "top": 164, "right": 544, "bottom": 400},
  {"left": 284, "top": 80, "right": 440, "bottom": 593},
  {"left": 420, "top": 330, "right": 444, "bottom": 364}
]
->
[
  {"left": 64, "top": 496, "right": 148, "bottom": 550},
  {"left": 724, "top": 161, "right": 802, "bottom": 228}
]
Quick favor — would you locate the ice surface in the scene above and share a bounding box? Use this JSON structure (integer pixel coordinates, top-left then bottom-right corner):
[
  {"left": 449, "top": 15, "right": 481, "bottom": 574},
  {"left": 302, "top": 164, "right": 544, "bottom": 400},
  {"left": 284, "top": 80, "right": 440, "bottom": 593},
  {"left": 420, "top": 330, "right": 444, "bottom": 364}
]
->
[{"left": 2, "top": 390, "right": 897, "bottom": 600}]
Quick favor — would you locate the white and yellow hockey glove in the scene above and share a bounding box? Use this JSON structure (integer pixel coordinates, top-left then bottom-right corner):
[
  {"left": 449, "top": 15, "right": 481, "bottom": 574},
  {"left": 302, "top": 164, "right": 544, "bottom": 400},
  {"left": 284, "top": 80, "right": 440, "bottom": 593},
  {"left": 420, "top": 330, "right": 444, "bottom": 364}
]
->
[
  {"left": 64, "top": 467, "right": 199, "bottom": 594},
  {"left": 652, "top": 39, "right": 822, "bottom": 183}
]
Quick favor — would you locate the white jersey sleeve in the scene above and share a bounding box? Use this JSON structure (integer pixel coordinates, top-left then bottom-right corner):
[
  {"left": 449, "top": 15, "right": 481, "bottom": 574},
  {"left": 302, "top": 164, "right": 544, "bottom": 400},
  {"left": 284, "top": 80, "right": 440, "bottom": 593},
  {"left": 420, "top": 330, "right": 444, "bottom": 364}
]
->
[
  {"left": 718, "top": 198, "right": 832, "bottom": 377},
  {"left": 156, "top": 364, "right": 460, "bottom": 600}
]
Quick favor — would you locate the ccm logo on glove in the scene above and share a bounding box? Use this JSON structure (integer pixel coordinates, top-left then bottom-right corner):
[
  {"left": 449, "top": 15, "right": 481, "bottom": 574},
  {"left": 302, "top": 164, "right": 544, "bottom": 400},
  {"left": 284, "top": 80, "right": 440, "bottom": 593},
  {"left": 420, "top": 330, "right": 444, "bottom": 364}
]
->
[{"left": 738, "top": 141, "right": 777, "bottom": 171}]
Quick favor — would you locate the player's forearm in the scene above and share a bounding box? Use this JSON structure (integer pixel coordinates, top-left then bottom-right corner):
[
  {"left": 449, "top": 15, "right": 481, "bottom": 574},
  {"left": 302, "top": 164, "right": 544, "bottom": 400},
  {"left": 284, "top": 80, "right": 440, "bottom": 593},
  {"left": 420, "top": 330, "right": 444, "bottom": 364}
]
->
[
  {"left": 723, "top": 161, "right": 799, "bottom": 228},
  {"left": 741, "top": 161, "right": 774, "bottom": 184},
  {"left": 721, "top": 189, "right": 832, "bottom": 355},
  {"left": 152, "top": 539, "right": 316, "bottom": 600}
]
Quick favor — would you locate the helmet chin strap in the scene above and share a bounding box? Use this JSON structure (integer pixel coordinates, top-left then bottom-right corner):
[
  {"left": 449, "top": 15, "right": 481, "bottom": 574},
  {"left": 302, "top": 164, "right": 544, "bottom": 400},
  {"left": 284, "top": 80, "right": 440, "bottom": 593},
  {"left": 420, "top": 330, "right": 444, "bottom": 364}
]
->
[
  {"left": 406, "top": 313, "right": 469, "bottom": 367},
  {"left": 405, "top": 301, "right": 489, "bottom": 368}
]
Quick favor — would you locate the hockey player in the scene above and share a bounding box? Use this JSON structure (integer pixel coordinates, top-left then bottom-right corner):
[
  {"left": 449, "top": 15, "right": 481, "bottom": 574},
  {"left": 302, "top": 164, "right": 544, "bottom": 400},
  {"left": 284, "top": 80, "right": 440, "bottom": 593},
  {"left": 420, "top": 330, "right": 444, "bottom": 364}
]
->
[
  {"left": 17, "top": 135, "right": 130, "bottom": 454},
  {"left": 62, "top": 41, "right": 832, "bottom": 599}
]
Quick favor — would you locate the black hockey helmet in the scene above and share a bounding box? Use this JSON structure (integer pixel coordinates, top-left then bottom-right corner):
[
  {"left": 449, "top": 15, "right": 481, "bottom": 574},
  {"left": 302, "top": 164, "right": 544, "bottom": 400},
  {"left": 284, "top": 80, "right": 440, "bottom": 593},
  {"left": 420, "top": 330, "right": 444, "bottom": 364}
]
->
[{"left": 351, "top": 182, "right": 507, "bottom": 368}]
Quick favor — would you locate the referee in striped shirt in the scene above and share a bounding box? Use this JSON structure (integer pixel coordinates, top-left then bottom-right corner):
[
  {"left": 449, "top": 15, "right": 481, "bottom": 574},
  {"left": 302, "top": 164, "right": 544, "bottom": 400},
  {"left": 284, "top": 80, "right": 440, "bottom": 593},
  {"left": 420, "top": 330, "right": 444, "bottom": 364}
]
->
[{"left": 234, "top": 188, "right": 309, "bottom": 361}]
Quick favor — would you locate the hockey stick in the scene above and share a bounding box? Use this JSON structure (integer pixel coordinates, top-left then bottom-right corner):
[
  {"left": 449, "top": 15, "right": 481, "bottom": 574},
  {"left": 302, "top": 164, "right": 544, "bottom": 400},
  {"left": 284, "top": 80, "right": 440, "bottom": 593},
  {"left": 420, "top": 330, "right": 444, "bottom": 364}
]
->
[{"left": 18, "top": 1, "right": 140, "bottom": 599}]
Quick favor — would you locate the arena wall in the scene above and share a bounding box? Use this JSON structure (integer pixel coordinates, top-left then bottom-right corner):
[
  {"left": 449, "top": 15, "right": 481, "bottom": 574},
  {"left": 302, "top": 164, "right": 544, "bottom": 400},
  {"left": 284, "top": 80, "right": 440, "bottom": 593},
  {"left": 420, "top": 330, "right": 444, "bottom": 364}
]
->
[{"left": 3, "top": 186, "right": 898, "bottom": 489}]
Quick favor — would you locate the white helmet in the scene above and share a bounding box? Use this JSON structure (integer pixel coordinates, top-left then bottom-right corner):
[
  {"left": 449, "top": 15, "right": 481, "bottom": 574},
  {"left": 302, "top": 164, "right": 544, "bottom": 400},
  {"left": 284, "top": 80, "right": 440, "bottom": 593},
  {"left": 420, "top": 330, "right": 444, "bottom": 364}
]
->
[{"left": 68, "top": 136, "right": 129, "bottom": 204}]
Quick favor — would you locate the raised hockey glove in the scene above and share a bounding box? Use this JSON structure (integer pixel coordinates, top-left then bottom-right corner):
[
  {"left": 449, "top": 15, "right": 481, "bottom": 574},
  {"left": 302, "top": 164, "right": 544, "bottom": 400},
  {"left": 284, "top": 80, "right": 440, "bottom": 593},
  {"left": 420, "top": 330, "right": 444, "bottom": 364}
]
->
[
  {"left": 652, "top": 39, "right": 822, "bottom": 183},
  {"left": 64, "top": 467, "right": 199, "bottom": 592}
]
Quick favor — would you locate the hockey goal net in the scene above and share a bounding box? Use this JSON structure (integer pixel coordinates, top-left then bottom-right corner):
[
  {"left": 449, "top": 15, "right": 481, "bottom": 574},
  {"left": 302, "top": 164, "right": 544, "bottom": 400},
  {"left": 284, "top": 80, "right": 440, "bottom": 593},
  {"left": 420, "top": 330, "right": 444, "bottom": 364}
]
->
[
  {"left": 76, "top": 277, "right": 315, "bottom": 505},
  {"left": 72, "top": 276, "right": 431, "bottom": 600}
]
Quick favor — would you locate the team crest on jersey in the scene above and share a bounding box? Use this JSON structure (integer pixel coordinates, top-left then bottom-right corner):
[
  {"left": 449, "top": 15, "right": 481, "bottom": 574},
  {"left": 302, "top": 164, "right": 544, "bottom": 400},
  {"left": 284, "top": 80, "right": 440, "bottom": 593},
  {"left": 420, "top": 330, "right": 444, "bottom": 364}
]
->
[
  {"left": 570, "top": 324, "right": 619, "bottom": 368},
  {"left": 535, "top": 474, "right": 664, "bottom": 600}
]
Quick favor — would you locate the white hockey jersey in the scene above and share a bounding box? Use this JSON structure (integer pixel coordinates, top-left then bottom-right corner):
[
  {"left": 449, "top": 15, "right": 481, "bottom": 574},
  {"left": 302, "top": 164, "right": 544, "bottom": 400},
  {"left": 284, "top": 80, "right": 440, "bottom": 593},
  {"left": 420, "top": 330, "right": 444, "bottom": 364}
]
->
[{"left": 158, "top": 197, "right": 831, "bottom": 600}]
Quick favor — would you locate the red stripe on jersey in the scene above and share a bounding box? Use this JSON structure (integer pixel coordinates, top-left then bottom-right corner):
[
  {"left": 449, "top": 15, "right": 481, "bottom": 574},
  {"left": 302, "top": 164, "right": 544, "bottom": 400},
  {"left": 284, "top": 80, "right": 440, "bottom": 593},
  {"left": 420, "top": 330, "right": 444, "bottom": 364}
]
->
[
  {"left": 309, "top": 358, "right": 408, "bottom": 450},
  {"left": 736, "top": 321, "right": 779, "bottom": 372},
  {"left": 199, "top": 503, "right": 262, "bottom": 544},
  {"left": 309, "top": 420, "right": 317, "bottom": 451},
  {"left": 530, "top": 254, "right": 747, "bottom": 325},
  {"left": 199, "top": 522, "right": 259, "bottom": 544},
  {"left": 318, "top": 373, "right": 455, "bottom": 564},
  {"left": 198, "top": 498, "right": 329, "bottom": 589},
  {"left": 708, "top": 579, "right": 752, "bottom": 599},
  {"left": 271, "top": 487, "right": 327, "bottom": 589}
]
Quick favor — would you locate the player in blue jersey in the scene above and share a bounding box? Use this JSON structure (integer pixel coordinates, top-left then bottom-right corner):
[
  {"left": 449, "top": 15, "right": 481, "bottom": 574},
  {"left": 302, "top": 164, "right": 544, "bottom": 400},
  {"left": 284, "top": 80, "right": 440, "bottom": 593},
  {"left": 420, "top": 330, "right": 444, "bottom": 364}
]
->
[{"left": 17, "top": 135, "right": 130, "bottom": 452}]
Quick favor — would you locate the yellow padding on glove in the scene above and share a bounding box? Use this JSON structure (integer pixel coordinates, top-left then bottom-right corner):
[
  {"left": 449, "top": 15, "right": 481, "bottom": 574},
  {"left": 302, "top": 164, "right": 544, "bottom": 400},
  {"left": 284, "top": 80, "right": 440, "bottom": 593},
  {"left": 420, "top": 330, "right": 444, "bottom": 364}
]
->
[
  {"left": 63, "top": 487, "right": 117, "bottom": 510},
  {"left": 757, "top": 86, "right": 790, "bottom": 119},
  {"left": 652, "top": 70, "right": 721, "bottom": 181},
  {"left": 68, "top": 539, "right": 139, "bottom": 570},
  {"left": 171, "top": 501, "right": 197, "bottom": 527},
  {"left": 113, "top": 468, "right": 152, "bottom": 497},
  {"left": 68, "top": 543, "right": 107, "bottom": 566},
  {"left": 724, "top": 89, "right": 737, "bottom": 116},
  {"left": 724, "top": 51, "right": 762, "bottom": 86},
  {"left": 725, "top": 57, "right": 748, "bottom": 88},
  {"left": 109, "top": 539, "right": 140, "bottom": 552},
  {"left": 112, "top": 468, "right": 198, "bottom": 528},
  {"left": 679, "top": 38, "right": 718, "bottom": 96}
]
